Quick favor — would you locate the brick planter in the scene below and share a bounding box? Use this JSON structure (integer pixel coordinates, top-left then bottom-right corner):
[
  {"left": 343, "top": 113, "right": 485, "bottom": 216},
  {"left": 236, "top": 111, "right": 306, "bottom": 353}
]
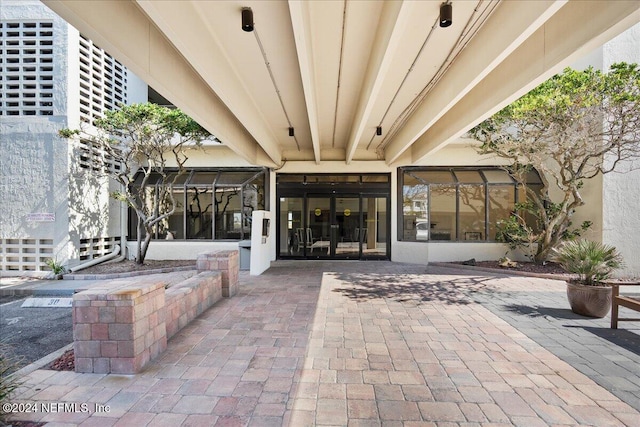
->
[
  {"left": 165, "top": 271, "right": 222, "bottom": 339},
  {"left": 197, "top": 250, "right": 239, "bottom": 297},
  {"left": 73, "top": 251, "right": 237, "bottom": 374},
  {"left": 73, "top": 277, "right": 167, "bottom": 374}
]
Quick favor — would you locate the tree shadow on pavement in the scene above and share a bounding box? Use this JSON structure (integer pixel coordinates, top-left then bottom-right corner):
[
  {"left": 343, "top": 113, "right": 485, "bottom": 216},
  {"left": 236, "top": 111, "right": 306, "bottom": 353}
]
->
[
  {"left": 501, "top": 304, "right": 583, "bottom": 320},
  {"left": 331, "top": 272, "right": 496, "bottom": 305},
  {"left": 575, "top": 326, "right": 640, "bottom": 357},
  {"left": 502, "top": 304, "right": 640, "bottom": 356}
]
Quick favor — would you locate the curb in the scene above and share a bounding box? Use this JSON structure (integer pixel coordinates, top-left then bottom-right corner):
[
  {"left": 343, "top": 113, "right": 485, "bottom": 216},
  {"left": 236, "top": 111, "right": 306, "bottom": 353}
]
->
[
  {"left": 63, "top": 265, "right": 195, "bottom": 280},
  {"left": 0, "top": 288, "right": 38, "bottom": 297},
  {"left": 429, "top": 262, "right": 570, "bottom": 281},
  {"left": 0, "top": 266, "right": 198, "bottom": 297},
  {"left": 9, "top": 343, "right": 75, "bottom": 380}
]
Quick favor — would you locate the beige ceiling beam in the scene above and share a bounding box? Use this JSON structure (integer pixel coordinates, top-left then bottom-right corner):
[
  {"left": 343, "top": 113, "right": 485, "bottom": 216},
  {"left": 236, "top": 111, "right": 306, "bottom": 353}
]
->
[
  {"left": 289, "top": 0, "right": 321, "bottom": 164},
  {"left": 43, "top": 0, "right": 273, "bottom": 166},
  {"left": 384, "top": 0, "right": 567, "bottom": 164},
  {"left": 135, "top": 0, "right": 282, "bottom": 167},
  {"left": 410, "top": 0, "right": 640, "bottom": 163},
  {"left": 343, "top": 0, "right": 411, "bottom": 165}
]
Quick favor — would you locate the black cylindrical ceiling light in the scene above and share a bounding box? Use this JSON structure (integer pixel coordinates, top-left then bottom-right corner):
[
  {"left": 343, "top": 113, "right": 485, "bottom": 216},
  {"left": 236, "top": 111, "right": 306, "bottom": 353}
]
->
[
  {"left": 242, "top": 7, "right": 254, "bottom": 32},
  {"left": 376, "top": 126, "right": 382, "bottom": 136},
  {"left": 439, "top": 2, "right": 452, "bottom": 28},
  {"left": 288, "top": 127, "right": 295, "bottom": 137}
]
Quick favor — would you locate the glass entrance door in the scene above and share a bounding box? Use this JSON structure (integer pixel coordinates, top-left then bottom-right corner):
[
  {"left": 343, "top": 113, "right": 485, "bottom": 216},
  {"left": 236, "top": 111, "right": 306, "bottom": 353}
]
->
[
  {"left": 305, "top": 196, "right": 360, "bottom": 259},
  {"left": 334, "top": 197, "right": 360, "bottom": 259},
  {"left": 361, "top": 196, "right": 388, "bottom": 259},
  {"left": 278, "top": 194, "right": 388, "bottom": 259},
  {"left": 306, "top": 197, "right": 331, "bottom": 256},
  {"left": 278, "top": 197, "right": 303, "bottom": 256}
]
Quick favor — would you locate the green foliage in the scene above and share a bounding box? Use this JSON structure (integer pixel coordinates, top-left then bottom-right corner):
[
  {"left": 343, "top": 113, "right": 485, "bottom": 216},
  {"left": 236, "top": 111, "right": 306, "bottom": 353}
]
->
[
  {"left": 495, "top": 215, "right": 529, "bottom": 250},
  {"left": 110, "top": 191, "right": 131, "bottom": 206},
  {"left": 561, "top": 220, "right": 592, "bottom": 241},
  {"left": 45, "top": 257, "right": 66, "bottom": 275},
  {"left": 494, "top": 203, "right": 538, "bottom": 261},
  {"left": 58, "top": 128, "right": 79, "bottom": 138},
  {"left": 550, "top": 240, "right": 624, "bottom": 286},
  {"left": 91, "top": 103, "right": 210, "bottom": 146},
  {"left": 0, "top": 344, "right": 23, "bottom": 424},
  {"left": 58, "top": 103, "right": 211, "bottom": 264},
  {"left": 496, "top": 200, "right": 593, "bottom": 262},
  {"left": 470, "top": 63, "right": 640, "bottom": 263}
]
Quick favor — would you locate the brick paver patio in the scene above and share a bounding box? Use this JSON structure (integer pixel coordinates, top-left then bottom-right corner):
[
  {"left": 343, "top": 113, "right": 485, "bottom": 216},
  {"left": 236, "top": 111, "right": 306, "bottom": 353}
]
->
[{"left": 8, "top": 261, "right": 640, "bottom": 426}]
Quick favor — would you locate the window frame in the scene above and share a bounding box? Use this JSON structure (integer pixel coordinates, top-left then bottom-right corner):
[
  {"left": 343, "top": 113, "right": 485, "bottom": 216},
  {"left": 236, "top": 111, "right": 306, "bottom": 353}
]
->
[
  {"left": 398, "top": 166, "right": 542, "bottom": 243},
  {"left": 128, "top": 168, "right": 268, "bottom": 241}
]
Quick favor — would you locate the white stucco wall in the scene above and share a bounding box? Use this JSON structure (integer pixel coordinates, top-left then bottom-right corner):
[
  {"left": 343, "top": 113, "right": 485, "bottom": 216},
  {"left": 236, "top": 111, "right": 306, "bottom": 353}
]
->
[
  {"left": 1, "top": 0, "right": 147, "bottom": 270},
  {"left": 0, "top": 119, "right": 69, "bottom": 239},
  {"left": 250, "top": 210, "right": 274, "bottom": 275},
  {"left": 600, "top": 23, "right": 640, "bottom": 277},
  {"left": 566, "top": 23, "right": 640, "bottom": 277},
  {"left": 183, "top": 145, "right": 275, "bottom": 168},
  {"left": 0, "top": 1, "right": 73, "bottom": 263}
]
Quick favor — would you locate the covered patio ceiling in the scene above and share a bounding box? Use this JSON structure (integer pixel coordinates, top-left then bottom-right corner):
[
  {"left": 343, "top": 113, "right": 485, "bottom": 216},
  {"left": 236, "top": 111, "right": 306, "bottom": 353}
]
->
[{"left": 44, "top": 1, "right": 640, "bottom": 168}]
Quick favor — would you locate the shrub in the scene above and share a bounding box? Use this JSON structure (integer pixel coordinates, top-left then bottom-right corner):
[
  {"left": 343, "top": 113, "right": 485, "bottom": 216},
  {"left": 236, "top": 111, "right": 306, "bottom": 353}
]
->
[
  {"left": 45, "top": 257, "right": 66, "bottom": 276},
  {"left": 0, "top": 344, "right": 23, "bottom": 424},
  {"left": 550, "top": 240, "right": 623, "bottom": 285}
]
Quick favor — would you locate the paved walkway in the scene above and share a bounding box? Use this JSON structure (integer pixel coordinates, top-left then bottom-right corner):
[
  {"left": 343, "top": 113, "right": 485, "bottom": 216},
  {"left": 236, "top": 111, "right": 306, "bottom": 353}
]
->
[{"left": 6, "top": 261, "right": 640, "bottom": 426}]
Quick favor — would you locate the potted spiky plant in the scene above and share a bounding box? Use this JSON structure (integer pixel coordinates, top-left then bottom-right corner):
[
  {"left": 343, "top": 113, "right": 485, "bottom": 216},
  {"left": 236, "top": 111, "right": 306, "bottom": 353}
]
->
[{"left": 550, "top": 240, "right": 624, "bottom": 318}]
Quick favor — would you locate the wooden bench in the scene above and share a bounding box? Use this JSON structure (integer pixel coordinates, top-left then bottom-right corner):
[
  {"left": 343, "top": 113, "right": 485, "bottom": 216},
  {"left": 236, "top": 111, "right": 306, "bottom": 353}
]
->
[{"left": 605, "top": 281, "right": 640, "bottom": 329}]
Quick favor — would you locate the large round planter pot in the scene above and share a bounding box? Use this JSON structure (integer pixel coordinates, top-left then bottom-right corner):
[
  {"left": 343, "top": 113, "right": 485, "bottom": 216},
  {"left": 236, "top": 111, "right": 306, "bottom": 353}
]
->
[{"left": 566, "top": 281, "right": 612, "bottom": 318}]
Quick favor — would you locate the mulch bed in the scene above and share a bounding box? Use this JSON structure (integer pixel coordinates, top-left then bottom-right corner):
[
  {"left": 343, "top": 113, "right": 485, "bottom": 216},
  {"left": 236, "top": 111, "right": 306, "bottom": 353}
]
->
[
  {"left": 5, "top": 422, "right": 46, "bottom": 427},
  {"left": 66, "top": 259, "right": 195, "bottom": 276},
  {"left": 47, "top": 349, "right": 74, "bottom": 371},
  {"left": 456, "top": 260, "right": 568, "bottom": 275}
]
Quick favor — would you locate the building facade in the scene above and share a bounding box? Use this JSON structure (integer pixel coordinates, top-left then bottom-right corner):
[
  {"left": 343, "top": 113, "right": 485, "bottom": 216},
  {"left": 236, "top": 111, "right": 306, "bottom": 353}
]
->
[
  {"left": 2, "top": 2, "right": 639, "bottom": 278},
  {"left": 122, "top": 22, "right": 640, "bottom": 278},
  {"left": 0, "top": 0, "right": 146, "bottom": 274}
]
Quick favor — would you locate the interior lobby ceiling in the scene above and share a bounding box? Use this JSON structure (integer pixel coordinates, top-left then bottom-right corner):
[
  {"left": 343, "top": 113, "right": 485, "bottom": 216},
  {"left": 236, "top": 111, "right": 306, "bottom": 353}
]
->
[{"left": 44, "top": 1, "right": 640, "bottom": 167}]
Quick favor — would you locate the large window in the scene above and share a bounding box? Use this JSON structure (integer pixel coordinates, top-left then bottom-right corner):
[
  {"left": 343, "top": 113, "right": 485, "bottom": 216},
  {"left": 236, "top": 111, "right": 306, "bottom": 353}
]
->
[
  {"left": 399, "top": 167, "right": 542, "bottom": 242},
  {"left": 129, "top": 168, "right": 267, "bottom": 241}
]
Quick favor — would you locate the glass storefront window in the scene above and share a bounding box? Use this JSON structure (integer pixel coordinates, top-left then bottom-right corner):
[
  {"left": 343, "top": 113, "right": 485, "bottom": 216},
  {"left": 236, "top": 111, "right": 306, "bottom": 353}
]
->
[
  {"left": 362, "top": 197, "right": 387, "bottom": 256},
  {"left": 454, "top": 170, "right": 484, "bottom": 183},
  {"left": 186, "top": 187, "right": 212, "bottom": 239},
  {"left": 402, "top": 174, "right": 429, "bottom": 241},
  {"left": 276, "top": 174, "right": 391, "bottom": 260},
  {"left": 429, "top": 185, "right": 456, "bottom": 240},
  {"left": 459, "top": 185, "right": 485, "bottom": 240},
  {"left": 187, "top": 172, "right": 217, "bottom": 185},
  {"left": 164, "top": 187, "right": 185, "bottom": 239},
  {"left": 517, "top": 184, "right": 543, "bottom": 234},
  {"left": 214, "top": 187, "right": 241, "bottom": 239},
  {"left": 399, "top": 167, "right": 542, "bottom": 242},
  {"left": 129, "top": 168, "right": 267, "bottom": 241},
  {"left": 488, "top": 185, "right": 514, "bottom": 241},
  {"left": 482, "top": 170, "right": 513, "bottom": 183},
  {"left": 216, "top": 171, "right": 257, "bottom": 185},
  {"left": 409, "top": 170, "right": 455, "bottom": 184}
]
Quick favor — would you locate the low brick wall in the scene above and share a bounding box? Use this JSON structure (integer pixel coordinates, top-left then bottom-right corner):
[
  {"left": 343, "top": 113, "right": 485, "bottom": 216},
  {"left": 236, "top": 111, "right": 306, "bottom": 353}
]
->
[
  {"left": 197, "top": 250, "right": 239, "bottom": 297},
  {"left": 73, "top": 276, "right": 168, "bottom": 375},
  {"left": 165, "top": 271, "right": 222, "bottom": 339},
  {"left": 73, "top": 250, "right": 239, "bottom": 374}
]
